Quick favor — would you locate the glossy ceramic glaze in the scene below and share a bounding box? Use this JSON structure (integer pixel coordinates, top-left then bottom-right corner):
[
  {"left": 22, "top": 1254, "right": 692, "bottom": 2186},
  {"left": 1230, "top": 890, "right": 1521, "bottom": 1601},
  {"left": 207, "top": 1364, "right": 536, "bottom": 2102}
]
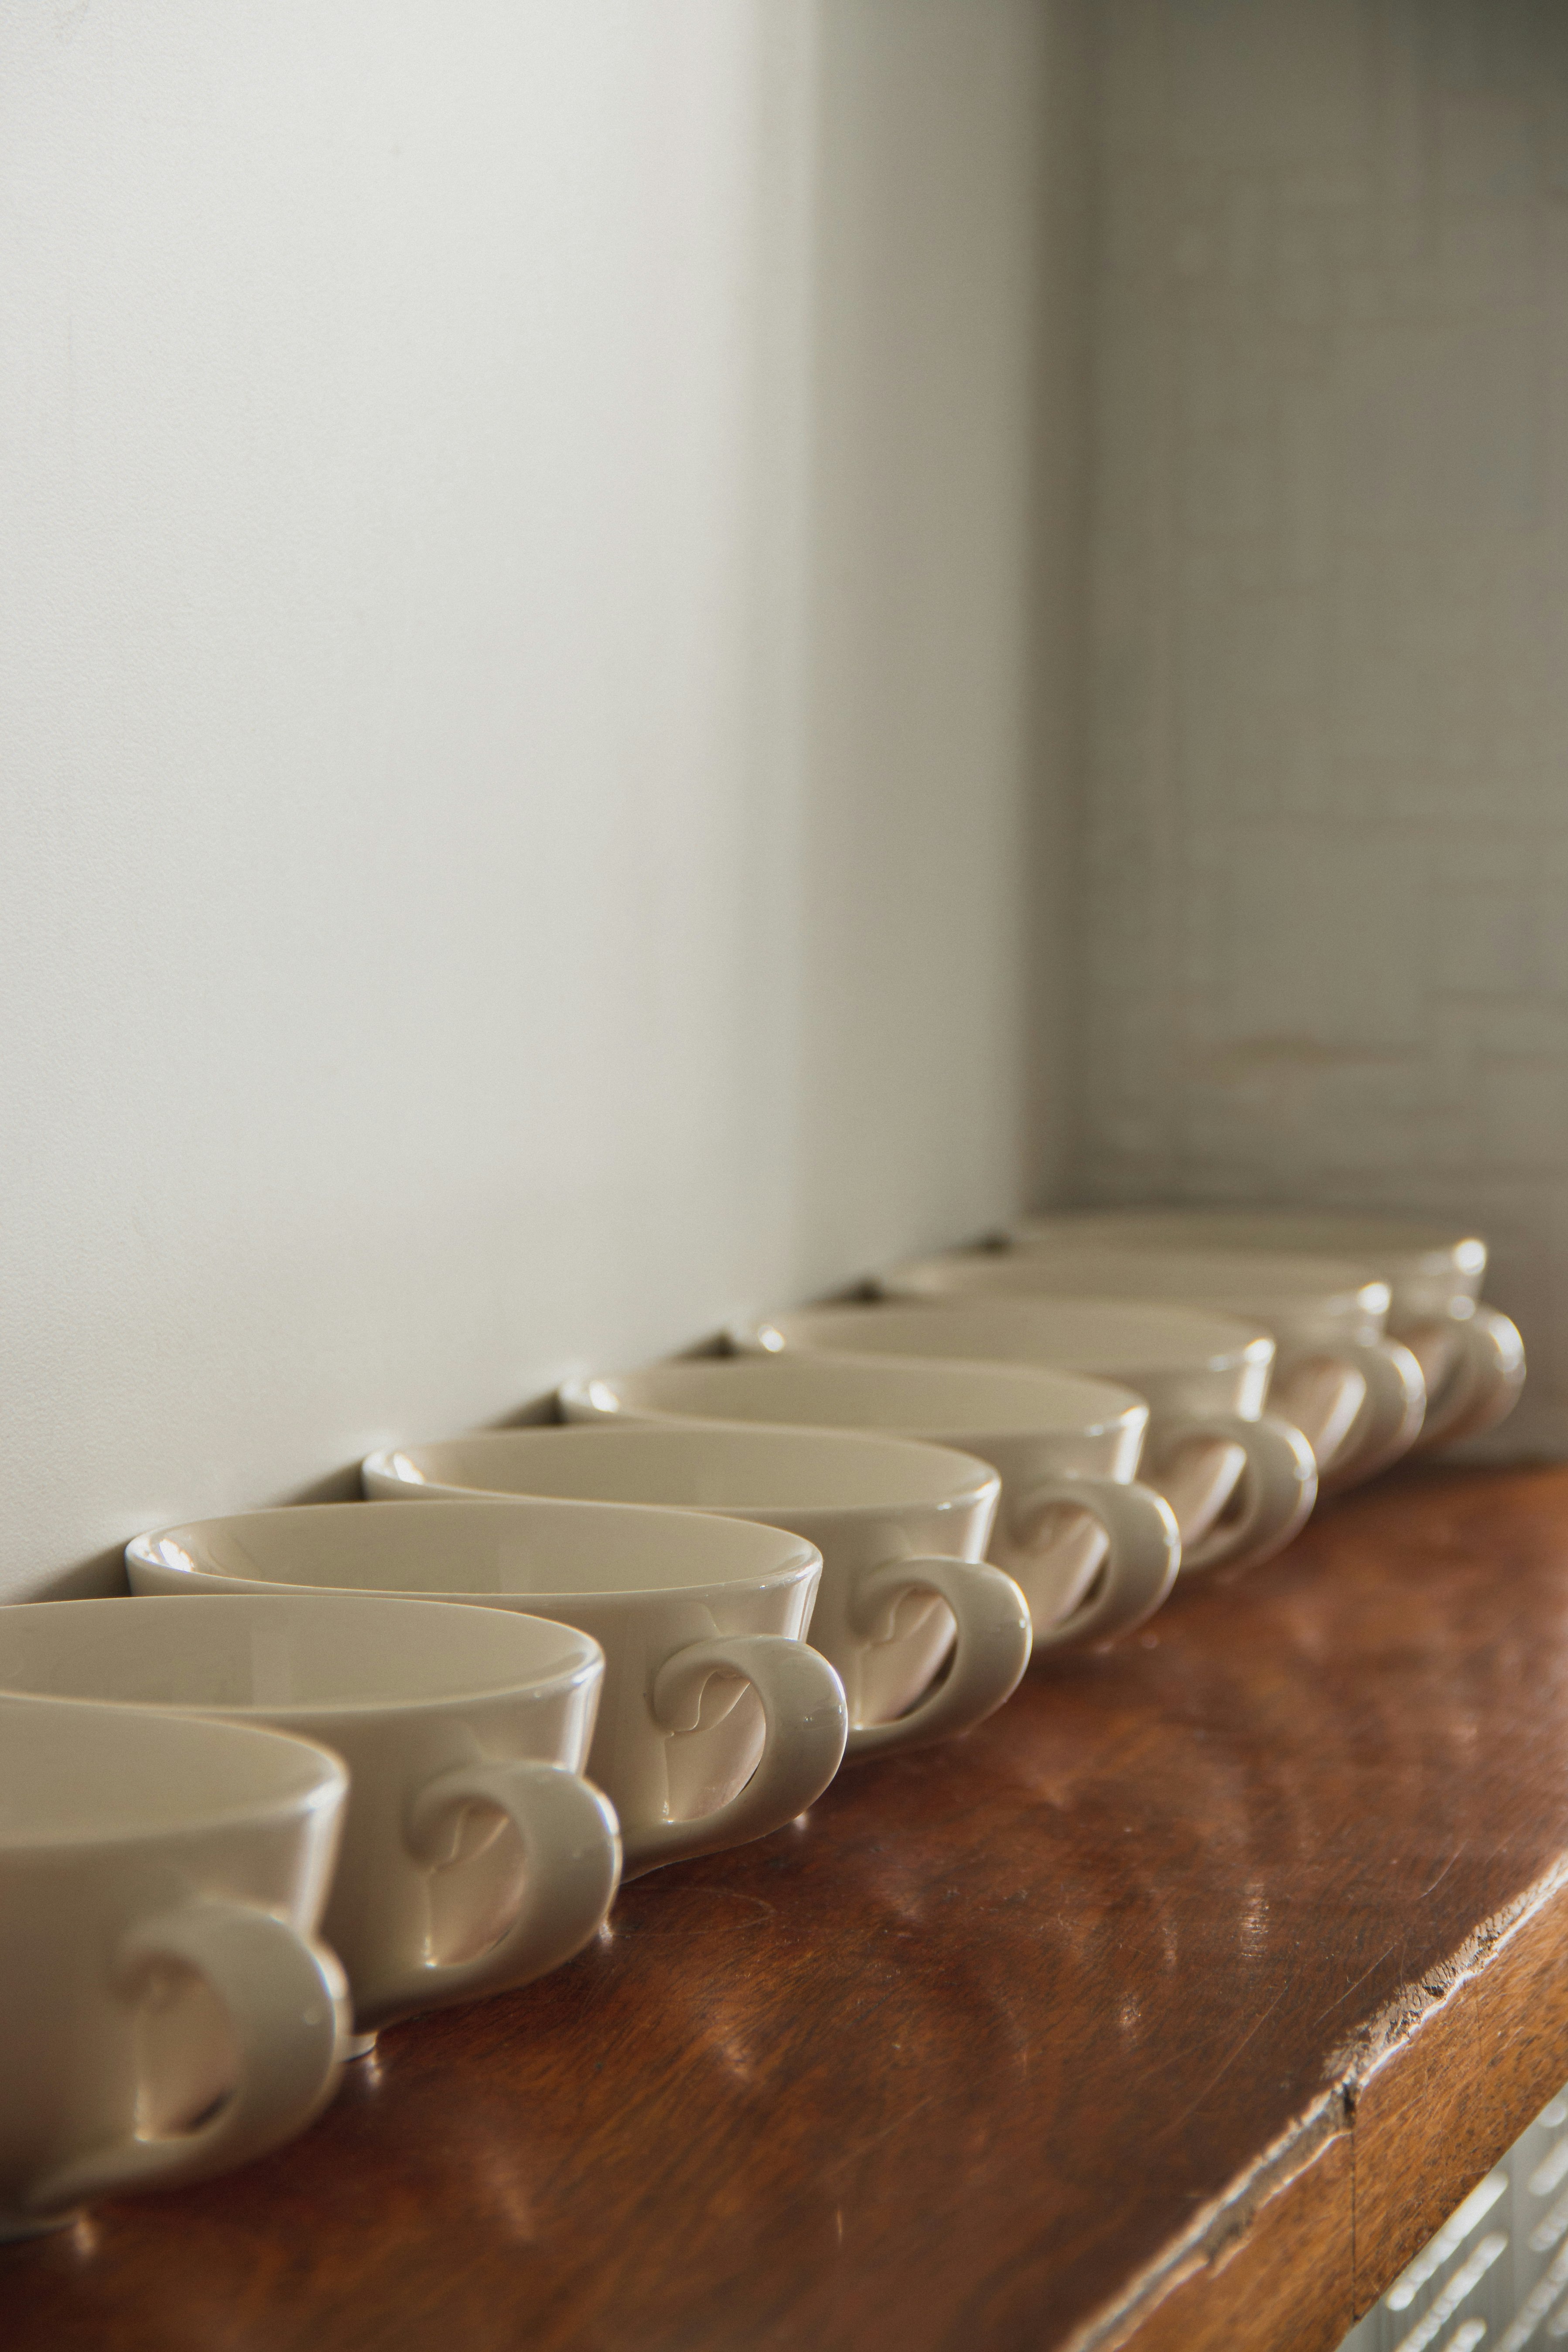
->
[
  {"left": 0, "top": 1596, "right": 618, "bottom": 2048},
  {"left": 17, "top": 1463, "right": 1564, "bottom": 2352},
  {"left": 0, "top": 1695, "right": 348, "bottom": 2240},
  {"left": 877, "top": 1246, "right": 1426, "bottom": 1491},
  {"left": 729, "top": 1298, "right": 1316, "bottom": 1577},
  {"left": 126, "top": 1502, "right": 847, "bottom": 1881},
  {"left": 547, "top": 1360, "right": 1179, "bottom": 1659},
  {"left": 1005, "top": 1208, "right": 1524, "bottom": 1452},
  {"left": 365, "top": 1424, "right": 1024, "bottom": 1757}
]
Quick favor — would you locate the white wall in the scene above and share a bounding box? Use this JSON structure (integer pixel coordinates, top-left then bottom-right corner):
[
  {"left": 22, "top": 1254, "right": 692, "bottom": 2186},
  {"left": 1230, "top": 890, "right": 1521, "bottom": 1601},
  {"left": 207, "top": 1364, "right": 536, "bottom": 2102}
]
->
[
  {"left": 0, "top": 0, "right": 1086, "bottom": 1600},
  {"left": 1078, "top": 0, "right": 1568, "bottom": 1455}
]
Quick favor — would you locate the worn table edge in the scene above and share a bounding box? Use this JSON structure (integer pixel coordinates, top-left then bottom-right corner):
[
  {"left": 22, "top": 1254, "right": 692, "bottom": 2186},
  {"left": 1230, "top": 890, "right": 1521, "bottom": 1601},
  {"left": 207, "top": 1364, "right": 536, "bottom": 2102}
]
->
[
  {"left": 1068, "top": 1853, "right": 1568, "bottom": 2351},
  {"left": 1062, "top": 2091, "right": 1349, "bottom": 2352},
  {"left": 1334, "top": 1852, "right": 1568, "bottom": 2091}
]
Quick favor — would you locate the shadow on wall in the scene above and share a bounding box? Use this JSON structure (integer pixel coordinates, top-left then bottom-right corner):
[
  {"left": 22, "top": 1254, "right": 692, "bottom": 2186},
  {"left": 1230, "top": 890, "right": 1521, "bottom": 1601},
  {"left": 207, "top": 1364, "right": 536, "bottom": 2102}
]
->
[{"left": 789, "top": 0, "right": 1093, "bottom": 1283}]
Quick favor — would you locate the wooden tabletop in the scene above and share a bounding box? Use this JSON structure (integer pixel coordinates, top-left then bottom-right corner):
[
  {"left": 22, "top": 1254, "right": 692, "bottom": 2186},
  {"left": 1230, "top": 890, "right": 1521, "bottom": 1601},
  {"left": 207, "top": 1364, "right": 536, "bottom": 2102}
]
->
[{"left": 9, "top": 1462, "right": 1568, "bottom": 2352}]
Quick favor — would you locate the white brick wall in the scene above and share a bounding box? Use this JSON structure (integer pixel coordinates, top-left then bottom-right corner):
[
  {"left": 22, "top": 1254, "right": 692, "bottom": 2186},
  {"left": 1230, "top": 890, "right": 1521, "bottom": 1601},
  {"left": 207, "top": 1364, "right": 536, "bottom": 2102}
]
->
[{"left": 1078, "top": 0, "right": 1568, "bottom": 1455}]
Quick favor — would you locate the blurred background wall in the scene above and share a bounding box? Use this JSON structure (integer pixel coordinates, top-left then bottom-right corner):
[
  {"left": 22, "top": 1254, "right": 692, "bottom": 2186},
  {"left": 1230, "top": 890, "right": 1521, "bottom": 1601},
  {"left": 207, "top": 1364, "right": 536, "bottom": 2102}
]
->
[
  {"left": 4, "top": 0, "right": 1561, "bottom": 1604},
  {"left": 0, "top": 1, "right": 1087, "bottom": 1599},
  {"left": 1076, "top": 0, "right": 1568, "bottom": 1457}
]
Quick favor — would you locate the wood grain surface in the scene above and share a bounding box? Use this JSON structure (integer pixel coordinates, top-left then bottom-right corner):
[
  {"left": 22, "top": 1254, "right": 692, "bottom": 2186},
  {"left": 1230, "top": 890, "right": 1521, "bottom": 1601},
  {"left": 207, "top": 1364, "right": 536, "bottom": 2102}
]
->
[{"left": 7, "top": 1463, "right": 1568, "bottom": 2352}]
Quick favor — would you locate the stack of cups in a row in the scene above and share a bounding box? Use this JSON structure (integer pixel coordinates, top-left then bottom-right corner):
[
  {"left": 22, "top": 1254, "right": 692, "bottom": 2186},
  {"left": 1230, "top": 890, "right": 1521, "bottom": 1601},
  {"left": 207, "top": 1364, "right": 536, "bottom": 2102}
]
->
[{"left": 1, "top": 1209, "right": 1524, "bottom": 2242}]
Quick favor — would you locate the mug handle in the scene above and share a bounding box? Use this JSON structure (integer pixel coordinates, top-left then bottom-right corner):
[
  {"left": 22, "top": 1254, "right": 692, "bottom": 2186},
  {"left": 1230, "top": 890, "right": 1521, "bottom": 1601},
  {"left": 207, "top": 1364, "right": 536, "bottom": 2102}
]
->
[
  {"left": 355, "top": 1761, "right": 622, "bottom": 2030},
  {"left": 1318, "top": 1337, "right": 1427, "bottom": 1492},
  {"left": 1411, "top": 1306, "right": 1526, "bottom": 1452},
  {"left": 622, "top": 1635, "right": 848, "bottom": 1880},
  {"left": 1155, "top": 1413, "right": 1318, "bottom": 1576},
  {"left": 25, "top": 1899, "right": 348, "bottom": 2219},
  {"left": 842, "top": 1555, "right": 1032, "bottom": 1760},
  {"left": 1004, "top": 1478, "right": 1180, "bottom": 1655}
]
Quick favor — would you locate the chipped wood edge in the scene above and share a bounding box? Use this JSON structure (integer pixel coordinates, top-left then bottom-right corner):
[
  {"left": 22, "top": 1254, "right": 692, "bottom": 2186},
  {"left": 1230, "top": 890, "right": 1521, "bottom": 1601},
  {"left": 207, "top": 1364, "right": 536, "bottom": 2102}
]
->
[
  {"left": 1059, "top": 2091, "right": 1350, "bottom": 2352},
  {"left": 1329, "top": 1853, "right": 1568, "bottom": 2091},
  {"left": 1064, "top": 1856, "right": 1568, "bottom": 2352}
]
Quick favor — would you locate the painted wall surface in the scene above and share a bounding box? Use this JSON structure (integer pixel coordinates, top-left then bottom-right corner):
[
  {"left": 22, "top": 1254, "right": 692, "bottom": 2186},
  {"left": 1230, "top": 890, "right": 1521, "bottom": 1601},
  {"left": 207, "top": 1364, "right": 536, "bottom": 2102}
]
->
[
  {"left": 1079, "top": 0, "right": 1568, "bottom": 1454},
  {"left": 0, "top": 1, "right": 1084, "bottom": 1600}
]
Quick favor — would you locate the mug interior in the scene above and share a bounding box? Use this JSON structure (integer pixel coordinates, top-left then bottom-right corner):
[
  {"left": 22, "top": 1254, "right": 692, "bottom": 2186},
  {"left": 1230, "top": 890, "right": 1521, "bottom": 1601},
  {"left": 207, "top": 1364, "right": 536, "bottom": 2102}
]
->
[
  {"left": 739, "top": 1297, "right": 1272, "bottom": 1378},
  {"left": 560, "top": 1354, "right": 1145, "bottom": 1443},
  {"left": 0, "top": 1695, "right": 339, "bottom": 1848},
  {"left": 374, "top": 1422, "right": 996, "bottom": 1514},
  {"left": 0, "top": 1594, "right": 598, "bottom": 1713},
  {"left": 131, "top": 1498, "right": 817, "bottom": 1601}
]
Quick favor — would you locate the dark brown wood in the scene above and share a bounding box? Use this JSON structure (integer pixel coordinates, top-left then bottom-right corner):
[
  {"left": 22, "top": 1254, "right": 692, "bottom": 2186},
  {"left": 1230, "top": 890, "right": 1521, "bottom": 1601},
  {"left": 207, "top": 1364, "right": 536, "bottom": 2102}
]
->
[{"left": 7, "top": 1463, "right": 1568, "bottom": 2352}]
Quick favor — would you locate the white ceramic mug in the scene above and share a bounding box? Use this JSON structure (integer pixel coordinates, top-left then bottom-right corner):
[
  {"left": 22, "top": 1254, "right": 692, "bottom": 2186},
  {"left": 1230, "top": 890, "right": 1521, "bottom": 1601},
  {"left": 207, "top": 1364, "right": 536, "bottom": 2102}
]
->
[
  {"left": 127, "top": 1501, "right": 847, "bottom": 1882},
  {"left": 1005, "top": 1208, "right": 1524, "bottom": 1453},
  {"left": 547, "top": 1356, "right": 1180, "bottom": 1658},
  {"left": 364, "top": 1422, "right": 1031, "bottom": 1758},
  {"left": 877, "top": 1247, "right": 1426, "bottom": 1493},
  {"left": 0, "top": 1693, "right": 348, "bottom": 2242},
  {"left": 729, "top": 1297, "right": 1317, "bottom": 1576},
  {"left": 0, "top": 1593, "right": 620, "bottom": 2053}
]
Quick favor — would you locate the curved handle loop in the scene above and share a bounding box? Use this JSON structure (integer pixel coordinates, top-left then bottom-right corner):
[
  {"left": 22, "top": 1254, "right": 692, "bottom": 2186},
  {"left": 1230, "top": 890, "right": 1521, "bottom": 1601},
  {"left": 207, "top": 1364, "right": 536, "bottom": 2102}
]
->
[
  {"left": 623, "top": 1635, "right": 847, "bottom": 1880},
  {"left": 1318, "top": 1337, "right": 1427, "bottom": 1493},
  {"left": 1162, "top": 1412, "right": 1318, "bottom": 1575},
  {"left": 1413, "top": 1306, "right": 1526, "bottom": 1453},
  {"left": 1007, "top": 1478, "right": 1180, "bottom": 1655},
  {"left": 27, "top": 1899, "right": 348, "bottom": 2220},
  {"left": 356, "top": 1761, "right": 621, "bottom": 2032},
  {"left": 843, "top": 1555, "right": 1031, "bottom": 1760}
]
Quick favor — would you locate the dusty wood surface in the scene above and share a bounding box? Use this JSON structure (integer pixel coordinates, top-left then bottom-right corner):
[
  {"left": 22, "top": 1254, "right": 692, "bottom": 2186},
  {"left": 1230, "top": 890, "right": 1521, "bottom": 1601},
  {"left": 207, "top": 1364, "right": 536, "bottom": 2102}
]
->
[{"left": 6, "top": 1463, "right": 1568, "bottom": 2352}]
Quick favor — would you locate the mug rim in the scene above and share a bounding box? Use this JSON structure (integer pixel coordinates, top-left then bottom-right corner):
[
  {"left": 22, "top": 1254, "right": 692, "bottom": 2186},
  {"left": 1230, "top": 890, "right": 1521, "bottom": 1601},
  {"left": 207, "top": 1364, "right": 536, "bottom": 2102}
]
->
[
  {"left": 1007, "top": 1207, "right": 1486, "bottom": 1277},
  {"left": 368, "top": 1419, "right": 1002, "bottom": 1522},
  {"left": 726, "top": 1301, "right": 1276, "bottom": 1377},
  {"left": 879, "top": 1248, "right": 1391, "bottom": 1319},
  {"left": 554, "top": 1360, "right": 1148, "bottom": 1446},
  {"left": 0, "top": 1593, "right": 604, "bottom": 1723},
  {"left": 127, "top": 1497, "right": 821, "bottom": 1606}
]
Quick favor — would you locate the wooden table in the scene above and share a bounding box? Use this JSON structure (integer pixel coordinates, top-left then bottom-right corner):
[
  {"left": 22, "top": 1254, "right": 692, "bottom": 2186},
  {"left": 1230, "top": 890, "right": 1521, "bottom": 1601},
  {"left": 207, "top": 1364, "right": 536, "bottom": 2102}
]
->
[{"left": 9, "top": 1463, "right": 1568, "bottom": 2352}]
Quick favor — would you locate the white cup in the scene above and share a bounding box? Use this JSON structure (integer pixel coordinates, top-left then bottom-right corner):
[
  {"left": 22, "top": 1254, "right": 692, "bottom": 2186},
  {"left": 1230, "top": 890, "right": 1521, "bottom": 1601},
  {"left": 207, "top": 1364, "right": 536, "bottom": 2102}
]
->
[
  {"left": 1005, "top": 1208, "right": 1524, "bottom": 1453},
  {"left": 547, "top": 1356, "right": 1179, "bottom": 1661},
  {"left": 0, "top": 1593, "right": 620, "bottom": 2054},
  {"left": 126, "top": 1501, "right": 847, "bottom": 1882},
  {"left": 0, "top": 1693, "right": 348, "bottom": 2242},
  {"left": 729, "top": 1297, "right": 1317, "bottom": 1576},
  {"left": 365, "top": 1422, "right": 1031, "bottom": 1759},
  {"left": 878, "top": 1247, "right": 1426, "bottom": 1492}
]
